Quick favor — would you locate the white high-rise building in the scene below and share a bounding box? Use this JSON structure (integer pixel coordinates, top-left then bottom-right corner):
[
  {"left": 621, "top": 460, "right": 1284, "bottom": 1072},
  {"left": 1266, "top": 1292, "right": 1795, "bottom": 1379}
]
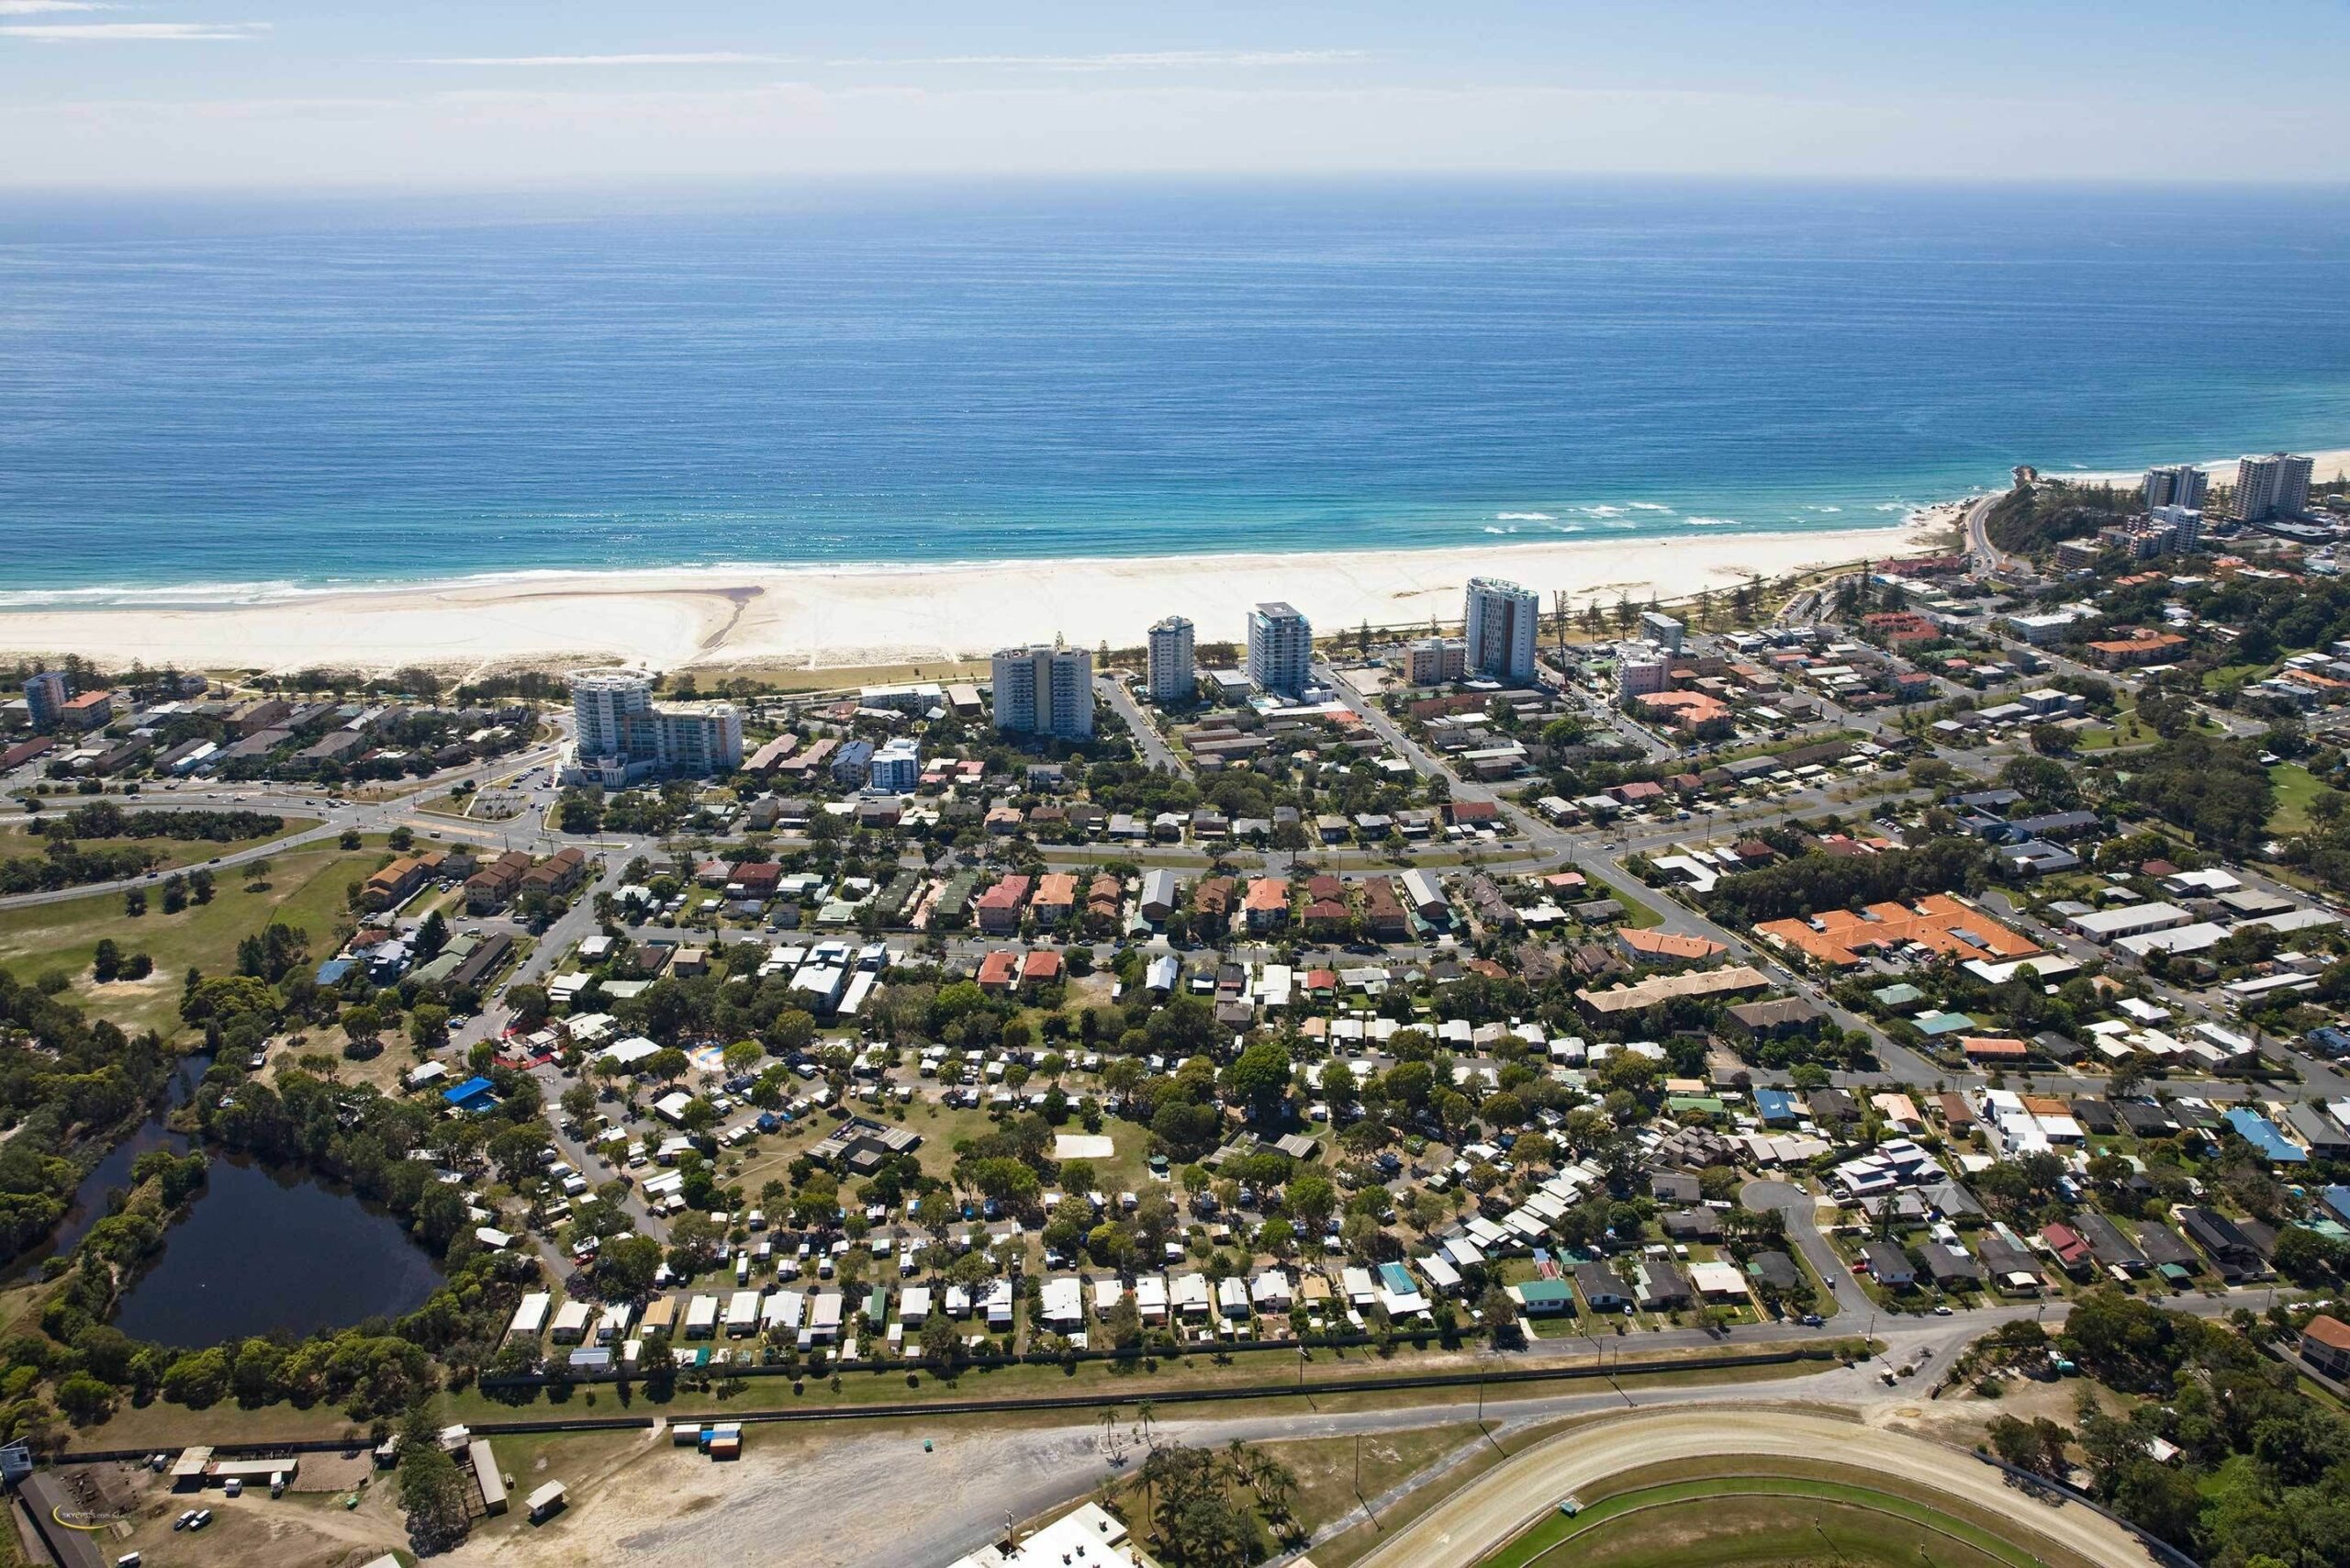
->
[
  {"left": 1638, "top": 610, "right": 1685, "bottom": 655},
  {"left": 1146, "top": 616, "right": 1197, "bottom": 705},
  {"left": 2149, "top": 505, "right": 2204, "bottom": 553},
  {"left": 567, "top": 669, "right": 742, "bottom": 784},
  {"left": 1246, "top": 602, "right": 1314, "bottom": 697},
  {"left": 2234, "top": 453, "right": 2314, "bottom": 522},
  {"left": 867, "top": 736, "right": 921, "bottom": 793},
  {"left": 1464, "top": 577, "right": 1540, "bottom": 684},
  {"left": 572, "top": 670, "right": 654, "bottom": 760},
  {"left": 22, "top": 670, "right": 68, "bottom": 732},
  {"left": 2143, "top": 464, "right": 2209, "bottom": 511},
  {"left": 991, "top": 644, "right": 1094, "bottom": 740}
]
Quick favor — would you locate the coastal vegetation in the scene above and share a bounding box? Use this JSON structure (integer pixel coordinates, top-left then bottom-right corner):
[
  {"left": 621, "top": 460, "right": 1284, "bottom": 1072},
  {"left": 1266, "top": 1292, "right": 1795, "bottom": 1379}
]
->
[
  {"left": 1952, "top": 1294, "right": 2350, "bottom": 1568},
  {"left": 1982, "top": 480, "right": 2136, "bottom": 557},
  {"left": 0, "top": 969, "right": 178, "bottom": 1266}
]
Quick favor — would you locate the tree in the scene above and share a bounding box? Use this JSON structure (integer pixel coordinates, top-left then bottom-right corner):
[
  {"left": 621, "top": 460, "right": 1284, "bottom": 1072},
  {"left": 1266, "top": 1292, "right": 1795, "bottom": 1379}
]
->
[
  {"left": 397, "top": 1440, "right": 473, "bottom": 1551},
  {"left": 92, "top": 938, "right": 121, "bottom": 983},
  {"left": 2270, "top": 1226, "right": 2343, "bottom": 1286},
  {"left": 1479, "top": 1284, "right": 1520, "bottom": 1347},
  {"left": 598, "top": 1234, "right": 664, "bottom": 1297},
  {"left": 767, "top": 1009, "right": 818, "bottom": 1056},
  {"left": 920, "top": 1313, "right": 960, "bottom": 1367},
  {"left": 408, "top": 1003, "right": 450, "bottom": 1047},
  {"left": 1225, "top": 1040, "right": 1292, "bottom": 1125},
  {"left": 53, "top": 1372, "right": 115, "bottom": 1424},
  {"left": 1986, "top": 1414, "right": 2071, "bottom": 1479}
]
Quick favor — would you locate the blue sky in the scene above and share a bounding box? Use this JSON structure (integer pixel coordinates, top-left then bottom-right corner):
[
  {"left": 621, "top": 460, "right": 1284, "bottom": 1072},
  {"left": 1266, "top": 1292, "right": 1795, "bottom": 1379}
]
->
[{"left": 6, "top": 1, "right": 2348, "bottom": 188}]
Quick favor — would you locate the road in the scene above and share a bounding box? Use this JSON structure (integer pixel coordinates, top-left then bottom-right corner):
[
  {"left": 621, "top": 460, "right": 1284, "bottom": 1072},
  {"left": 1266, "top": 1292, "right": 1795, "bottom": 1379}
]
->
[
  {"left": 521, "top": 1283, "right": 2259, "bottom": 1568},
  {"left": 1739, "top": 1178, "right": 1871, "bottom": 1322},
  {"left": 1964, "top": 488, "right": 2014, "bottom": 576},
  {"left": 455, "top": 1316, "right": 1984, "bottom": 1568},
  {"left": 1095, "top": 674, "right": 1189, "bottom": 775},
  {"left": 1349, "top": 1405, "right": 2158, "bottom": 1568},
  {"left": 0, "top": 738, "right": 573, "bottom": 910}
]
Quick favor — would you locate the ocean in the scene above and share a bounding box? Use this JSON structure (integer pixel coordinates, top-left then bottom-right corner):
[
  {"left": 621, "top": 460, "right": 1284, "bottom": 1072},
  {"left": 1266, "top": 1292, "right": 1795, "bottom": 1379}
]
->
[{"left": 2, "top": 179, "right": 2347, "bottom": 605}]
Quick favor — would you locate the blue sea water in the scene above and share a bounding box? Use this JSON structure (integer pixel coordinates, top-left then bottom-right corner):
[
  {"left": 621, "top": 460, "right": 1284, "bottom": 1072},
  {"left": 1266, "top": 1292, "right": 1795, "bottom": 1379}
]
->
[{"left": 2, "top": 179, "right": 2346, "bottom": 603}]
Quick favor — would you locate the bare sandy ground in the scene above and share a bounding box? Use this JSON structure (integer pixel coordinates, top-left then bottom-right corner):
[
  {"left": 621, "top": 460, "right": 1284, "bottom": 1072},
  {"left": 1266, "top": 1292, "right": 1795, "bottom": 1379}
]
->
[
  {"left": 0, "top": 517, "right": 1947, "bottom": 676},
  {"left": 433, "top": 1350, "right": 1974, "bottom": 1568}
]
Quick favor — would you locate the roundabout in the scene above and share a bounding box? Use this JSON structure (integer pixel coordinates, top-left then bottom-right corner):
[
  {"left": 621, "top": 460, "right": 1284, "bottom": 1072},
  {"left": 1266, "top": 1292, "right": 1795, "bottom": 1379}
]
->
[{"left": 1353, "top": 1407, "right": 2162, "bottom": 1568}]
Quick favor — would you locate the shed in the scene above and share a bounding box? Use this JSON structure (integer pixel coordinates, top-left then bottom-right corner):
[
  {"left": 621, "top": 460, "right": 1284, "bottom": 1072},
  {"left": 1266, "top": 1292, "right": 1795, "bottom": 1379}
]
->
[
  {"left": 526, "top": 1481, "right": 566, "bottom": 1522},
  {"left": 467, "top": 1439, "right": 508, "bottom": 1516}
]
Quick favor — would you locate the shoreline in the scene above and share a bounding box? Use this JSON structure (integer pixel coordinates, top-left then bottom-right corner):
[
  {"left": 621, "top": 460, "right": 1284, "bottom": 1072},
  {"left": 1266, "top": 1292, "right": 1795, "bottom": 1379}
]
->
[
  {"left": 0, "top": 511, "right": 1954, "bottom": 675},
  {"left": 2041, "top": 444, "right": 2350, "bottom": 488}
]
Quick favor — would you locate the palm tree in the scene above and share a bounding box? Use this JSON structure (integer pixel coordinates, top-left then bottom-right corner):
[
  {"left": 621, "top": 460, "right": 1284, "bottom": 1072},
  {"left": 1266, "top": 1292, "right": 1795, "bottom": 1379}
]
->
[{"left": 1256, "top": 1457, "right": 1301, "bottom": 1532}]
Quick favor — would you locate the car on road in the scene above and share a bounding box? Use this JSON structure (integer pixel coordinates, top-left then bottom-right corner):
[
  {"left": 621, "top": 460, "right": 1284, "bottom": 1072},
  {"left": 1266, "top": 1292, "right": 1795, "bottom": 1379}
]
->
[{"left": 1798, "top": 1314, "right": 1824, "bottom": 1327}]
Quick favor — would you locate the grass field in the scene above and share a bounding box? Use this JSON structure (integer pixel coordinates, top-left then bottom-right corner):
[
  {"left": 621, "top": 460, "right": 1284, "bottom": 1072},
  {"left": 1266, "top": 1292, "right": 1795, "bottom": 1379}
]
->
[
  {"left": 688, "top": 658, "right": 993, "bottom": 694},
  {"left": 62, "top": 1342, "right": 1851, "bottom": 1455},
  {"left": 0, "top": 835, "right": 392, "bottom": 1037},
  {"left": 1265, "top": 1423, "right": 1482, "bottom": 1536},
  {"left": 0, "top": 815, "right": 314, "bottom": 876},
  {"left": 1475, "top": 1458, "right": 2100, "bottom": 1568},
  {"left": 2267, "top": 762, "right": 2334, "bottom": 835}
]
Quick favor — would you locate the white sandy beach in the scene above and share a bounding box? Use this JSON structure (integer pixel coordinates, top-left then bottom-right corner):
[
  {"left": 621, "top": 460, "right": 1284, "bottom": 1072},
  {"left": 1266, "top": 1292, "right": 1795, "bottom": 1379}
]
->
[{"left": 0, "top": 513, "right": 1953, "bottom": 677}]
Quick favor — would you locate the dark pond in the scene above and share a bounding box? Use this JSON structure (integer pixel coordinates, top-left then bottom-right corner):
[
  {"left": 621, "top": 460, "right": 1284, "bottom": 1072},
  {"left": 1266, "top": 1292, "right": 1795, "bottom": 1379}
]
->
[
  {"left": 111, "top": 1152, "right": 447, "bottom": 1346},
  {"left": 5, "top": 1053, "right": 210, "bottom": 1282}
]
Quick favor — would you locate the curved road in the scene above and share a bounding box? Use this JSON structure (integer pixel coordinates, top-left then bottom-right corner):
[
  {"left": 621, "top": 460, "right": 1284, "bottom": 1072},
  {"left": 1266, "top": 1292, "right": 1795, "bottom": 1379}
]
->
[
  {"left": 1350, "top": 1406, "right": 2156, "bottom": 1568},
  {"left": 0, "top": 740, "right": 569, "bottom": 911},
  {"left": 1964, "top": 488, "right": 2015, "bottom": 575}
]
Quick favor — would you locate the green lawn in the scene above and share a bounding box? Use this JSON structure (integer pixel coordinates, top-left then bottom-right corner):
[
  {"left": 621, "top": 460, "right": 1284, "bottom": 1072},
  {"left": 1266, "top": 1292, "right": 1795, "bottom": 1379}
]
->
[
  {"left": 2203, "top": 660, "right": 2272, "bottom": 695},
  {"left": 2267, "top": 762, "right": 2333, "bottom": 835},
  {"left": 62, "top": 1345, "right": 1844, "bottom": 1458},
  {"left": 0, "top": 816, "right": 315, "bottom": 877},
  {"left": 0, "top": 835, "right": 394, "bottom": 1038},
  {"left": 1480, "top": 1470, "right": 2093, "bottom": 1568}
]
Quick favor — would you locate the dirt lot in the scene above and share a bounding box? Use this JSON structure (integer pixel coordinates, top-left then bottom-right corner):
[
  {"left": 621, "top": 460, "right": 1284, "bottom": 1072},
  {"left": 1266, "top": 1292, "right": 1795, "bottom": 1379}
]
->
[{"left": 67, "top": 1458, "right": 407, "bottom": 1568}]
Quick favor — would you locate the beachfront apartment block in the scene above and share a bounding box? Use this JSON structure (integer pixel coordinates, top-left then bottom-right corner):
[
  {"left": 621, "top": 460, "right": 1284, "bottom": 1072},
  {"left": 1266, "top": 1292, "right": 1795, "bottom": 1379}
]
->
[
  {"left": 1464, "top": 576, "right": 1540, "bottom": 683},
  {"left": 2234, "top": 452, "right": 2314, "bottom": 522},
  {"left": 1407, "top": 636, "right": 1466, "bottom": 686},
  {"left": 991, "top": 644, "right": 1094, "bottom": 740},
  {"left": 1639, "top": 610, "right": 1685, "bottom": 654},
  {"left": 21, "top": 671, "right": 67, "bottom": 732},
  {"left": 2143, "top": 463, "right": 2209, "bottom": 511},
  {"left": 1146, "top": 615, "right": 1197, "bottom": 704},
  {"left": 1616, "top": 644, "right": 1670, "bottom": 700},
  {"left": 1247, "top": 601, "right": 1314, "bottom": 697},
  {"left": 566, "top": 669, "right": 744, "bottom": 785},
  {"left": 867, "top": 735, "right": 921, "bottom": 792}
]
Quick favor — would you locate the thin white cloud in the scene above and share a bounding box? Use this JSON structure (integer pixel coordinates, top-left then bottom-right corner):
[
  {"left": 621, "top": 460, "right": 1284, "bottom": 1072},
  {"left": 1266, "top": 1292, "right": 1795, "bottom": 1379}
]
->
[
  {"left": 0, "top": 2, "right": 112, "bottom": 15},
  {"left": 418, "top": 52, "right": 799, "bottom": 67},
  {"left": 830, "top": 50, "right": 1371, "bottom": 71},
  {"left": 1, "top": 20, "right": 265, "bottom": 39}
]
